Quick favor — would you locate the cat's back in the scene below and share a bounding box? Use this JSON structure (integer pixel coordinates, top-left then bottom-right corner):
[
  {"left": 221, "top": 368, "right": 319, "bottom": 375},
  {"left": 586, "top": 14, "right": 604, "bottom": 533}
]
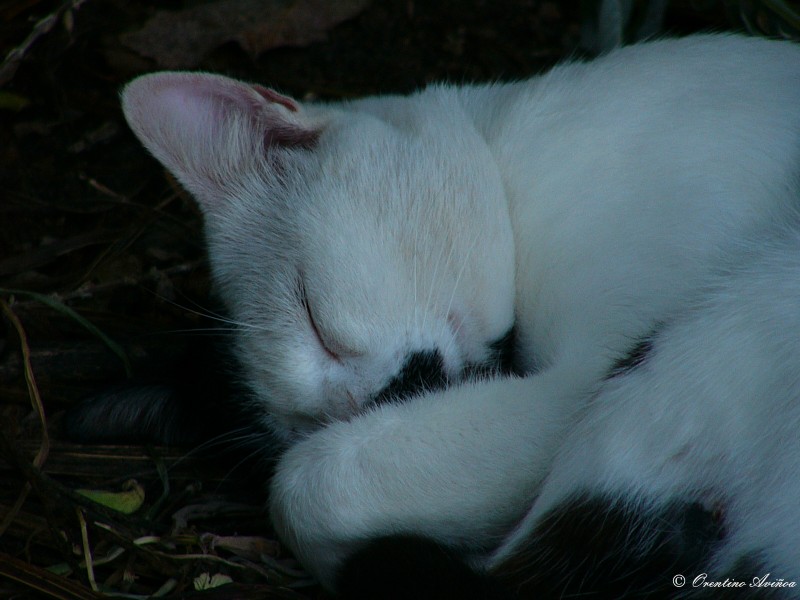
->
[
  {"left": 453, "top": 34, "right": 800, "bottom": 371},
  {"left": 457, "top": 34, "right": 800, "bottom": 155}
]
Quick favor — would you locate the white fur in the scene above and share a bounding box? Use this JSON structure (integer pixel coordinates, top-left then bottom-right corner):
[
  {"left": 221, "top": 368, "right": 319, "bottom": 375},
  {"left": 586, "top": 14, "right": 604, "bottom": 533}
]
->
[{"left": 122, "top": 34, "right": 800, "bottom": 591}]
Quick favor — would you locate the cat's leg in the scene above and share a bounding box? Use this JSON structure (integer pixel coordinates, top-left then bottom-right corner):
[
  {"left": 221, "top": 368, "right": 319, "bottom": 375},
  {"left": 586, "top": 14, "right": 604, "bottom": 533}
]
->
[
  {"left": 268, "top": 366, "right": 594, "bottom": 590},
  {"left": 490, "top": 249, "right": 800, "bottom": 597}
]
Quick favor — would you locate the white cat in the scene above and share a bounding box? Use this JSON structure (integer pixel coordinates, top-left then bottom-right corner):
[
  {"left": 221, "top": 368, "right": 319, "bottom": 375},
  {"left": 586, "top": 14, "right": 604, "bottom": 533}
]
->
[{"left": 121, "top": 34, "right": 800, "bottom": 597}]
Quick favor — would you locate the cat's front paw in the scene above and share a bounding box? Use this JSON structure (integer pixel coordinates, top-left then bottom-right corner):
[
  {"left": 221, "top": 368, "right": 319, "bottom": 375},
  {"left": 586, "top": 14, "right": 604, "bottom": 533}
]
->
[
  {"left": 269, "top": 376, "right": 568, "bottom": 589},
  {"left": 269, "top": 419, "right": 383, "bottom": 589}
]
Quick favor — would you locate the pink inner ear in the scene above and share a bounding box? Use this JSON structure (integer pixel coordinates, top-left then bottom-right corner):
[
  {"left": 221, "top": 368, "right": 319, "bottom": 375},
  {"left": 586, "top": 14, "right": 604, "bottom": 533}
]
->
[
  {"left": 123, "top": 72, "right": 321, "bottom": 205},
  {"left": 138, "top": 73, "right": 314, "bottom": 143},
  {"left": 134, "top": 73, "right": 256, "bottom": 136},
  {"left": 155, "top": 77, "right": 226, "bottom": 126},
  {"left": 253, "top": 85, "right": 300, "bottom": 113},
  {"left": 250, "top": 85, "right": 321, "bottom": 148},
  {"left": 173, "top": 77, "right": 319, "bottom": 149},
  {"left": 264, "top": 120, "right": 320, "bottom": 149},
  {"left": 249, "top": 85, "right": 320, "bottom": 148}
]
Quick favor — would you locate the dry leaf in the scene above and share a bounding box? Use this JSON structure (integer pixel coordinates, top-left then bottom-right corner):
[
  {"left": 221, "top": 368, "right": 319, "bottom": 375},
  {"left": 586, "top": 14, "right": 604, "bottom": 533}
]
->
[
  {"left": 122, "top": 0, "right": 371, "bottom": 69},
  {"left": 75, "top": 479, "right": 145, "bottom": 515},
  {"left": 205, "top": 534, "right": 281, "bottom": 562},
  {"left": 194, "top": 573, "right": 233, "bottom": 591}
]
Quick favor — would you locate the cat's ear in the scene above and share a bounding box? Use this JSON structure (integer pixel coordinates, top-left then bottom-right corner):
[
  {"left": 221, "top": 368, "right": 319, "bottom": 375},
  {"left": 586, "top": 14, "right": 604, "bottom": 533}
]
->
[{"left": 121, "top": 72, "right": 320, "bottom": 208}]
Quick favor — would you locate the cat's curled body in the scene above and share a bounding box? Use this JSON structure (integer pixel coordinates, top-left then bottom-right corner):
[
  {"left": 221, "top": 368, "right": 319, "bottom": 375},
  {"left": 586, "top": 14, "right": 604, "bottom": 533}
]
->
[{"left": 121, "top": 34, "right": 800, "bottom": 597}]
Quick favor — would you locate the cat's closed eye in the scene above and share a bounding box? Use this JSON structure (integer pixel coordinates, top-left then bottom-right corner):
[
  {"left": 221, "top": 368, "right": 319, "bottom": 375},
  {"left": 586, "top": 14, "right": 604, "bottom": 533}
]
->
[{"left": 298, "top": 277, "right": 346, "bottom": 362}]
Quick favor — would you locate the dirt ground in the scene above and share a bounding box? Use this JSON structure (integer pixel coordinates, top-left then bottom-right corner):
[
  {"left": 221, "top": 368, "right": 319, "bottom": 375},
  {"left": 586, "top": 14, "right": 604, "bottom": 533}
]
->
[{"left": 0, "top": 0, "right": 773, "bottom": 597}]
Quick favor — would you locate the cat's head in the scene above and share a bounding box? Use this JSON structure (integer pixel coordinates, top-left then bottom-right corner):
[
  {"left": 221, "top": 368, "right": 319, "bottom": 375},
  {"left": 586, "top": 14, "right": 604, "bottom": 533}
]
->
[{"left": 122, "top": 73, "right": 516, "bottom": 440}]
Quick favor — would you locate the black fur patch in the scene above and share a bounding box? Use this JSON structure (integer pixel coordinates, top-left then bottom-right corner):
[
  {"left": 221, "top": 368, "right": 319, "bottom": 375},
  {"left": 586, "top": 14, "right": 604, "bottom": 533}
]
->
[
  {"left": 606, "top": 328, "right": 660, "bottom": 380},
  {"left": 464, "top": 324, "right": 523, "bottom": 381},
  {"left": 371, "top": 325, "right": 519, "bottom": 406},
  {"left": 487, "top": 324, "right": 519, "bottom": 376},
  {"left": 337, "top": 534, "right": 511, "bottom": 600},
  {"left": 372, "top": 350, "right": 449, "bottom": 406},
  {"left": 63, "top": 337, "right": 265, "bottom": 449},
  {"left": 336, "top": 495, "right": 775, "bottom": 600},
  {"left": 494, "top": 492, "right": 726, "bottom": 598}
]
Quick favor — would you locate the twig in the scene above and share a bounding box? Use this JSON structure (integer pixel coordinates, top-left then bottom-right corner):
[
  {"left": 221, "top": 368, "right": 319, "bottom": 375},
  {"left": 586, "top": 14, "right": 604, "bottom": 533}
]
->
[
  {"left": 76, "top": 508, "right": 99, "bottom": 592},
  {"left": 0, "top": 297, "right": 49, "bottom": 537},
  {"left": 0, "top": 288, "right": 132, "bottom": 377},
  {"left": 0, "top": 551, "right": 102, "bottom": 600},
  {"left": 0, "top": 0, "right": 88, "bottom": 87}
]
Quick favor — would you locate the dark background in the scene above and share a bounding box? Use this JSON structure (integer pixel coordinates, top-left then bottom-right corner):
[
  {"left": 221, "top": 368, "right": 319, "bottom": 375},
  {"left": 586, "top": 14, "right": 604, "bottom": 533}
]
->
[{"left": 0, "top": 1, "right": 783, "bottom": 597}]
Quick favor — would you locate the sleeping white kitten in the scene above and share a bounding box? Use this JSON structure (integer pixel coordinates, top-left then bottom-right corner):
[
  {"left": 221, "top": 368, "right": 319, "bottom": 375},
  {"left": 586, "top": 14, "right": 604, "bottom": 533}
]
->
[{"left": 120, "top": 34, "right": 800, "bottom": 597}]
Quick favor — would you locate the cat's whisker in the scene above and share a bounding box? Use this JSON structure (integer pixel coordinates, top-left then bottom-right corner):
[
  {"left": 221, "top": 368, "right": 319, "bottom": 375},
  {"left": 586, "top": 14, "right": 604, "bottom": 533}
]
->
[
  {"left": 169, "top": 427, "right": 281, "bottom": 492},
  {"left": 411, "top": 200, "right": 421, "bottom": 335},
  {"left": 439, "top": 233, "right": 480, "bottom": 364},
  {"left": 143, "top": 287, "right": 229, "bottom": 321},
  {"left": 148, "top": 327, "right": 240, "bottom": 336},
  {"left": 164, "top": 426, "right": 257, "bottom": 471},
  {"left": 419, "top": 236, "right": 438, "bottom": 335},
  {"left": 191, "top": 431, "right": 250, "bottom": 457},
  {"left": 146, "top": 290, "right": 273, "bottom": 334},
  {"left": 211, "top": 442, "right": 277, "bottom": 491},
  {"left": 425, "top": 227, "right": 460, "bottom": 343}
]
